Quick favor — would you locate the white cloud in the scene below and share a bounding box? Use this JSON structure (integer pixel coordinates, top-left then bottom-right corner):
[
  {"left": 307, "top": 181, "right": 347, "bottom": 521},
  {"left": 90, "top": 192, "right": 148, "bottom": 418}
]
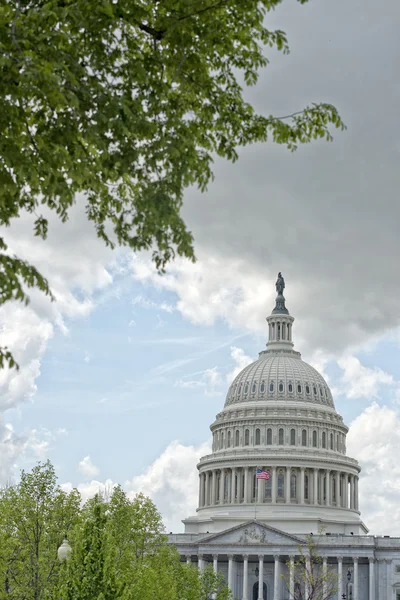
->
[
  {"left": 78, "top": 456, "right": 100, "bottom": 479},
  {"left": 337, "top": 355, "right": 394, "bottom": 399},
  {"left": 226, "top": 346, "right": 253, "bottom": 385},
  {"left": 175, "top": 367, "right": 223, "bottom": 396},
  {"left": 61, "top": 479, "right": 117, "bottom": 504},
  {"left": 126, "top": 440, "right": 211, "bottom": 532},
  {"left": 347, "top": 403, "right": 400, "bottom": 535}
]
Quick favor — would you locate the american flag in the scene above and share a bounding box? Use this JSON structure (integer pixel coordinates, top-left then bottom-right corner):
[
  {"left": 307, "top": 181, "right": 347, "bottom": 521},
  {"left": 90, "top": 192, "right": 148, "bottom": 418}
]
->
[{"left": 256, "top": 468, "right": 270, "bottom": 480}]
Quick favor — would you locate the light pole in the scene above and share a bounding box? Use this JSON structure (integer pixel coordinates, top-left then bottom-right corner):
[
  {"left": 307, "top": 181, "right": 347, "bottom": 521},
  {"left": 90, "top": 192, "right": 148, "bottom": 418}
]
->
[{"left": 57, "top": 539, "right": 72, "bottom": 563}]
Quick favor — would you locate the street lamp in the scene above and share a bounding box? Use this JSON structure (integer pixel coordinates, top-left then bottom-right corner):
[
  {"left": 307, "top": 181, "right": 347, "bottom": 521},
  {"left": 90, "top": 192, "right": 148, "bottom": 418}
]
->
[{"left": 57, "top": 539, "right": 72, "bottom": 563}]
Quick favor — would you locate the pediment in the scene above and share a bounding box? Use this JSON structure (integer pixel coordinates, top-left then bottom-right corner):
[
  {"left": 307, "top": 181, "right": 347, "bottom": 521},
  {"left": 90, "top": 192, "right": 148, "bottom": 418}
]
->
[{"left": 202, "top": 521, "right": 304, "bottom": 546}]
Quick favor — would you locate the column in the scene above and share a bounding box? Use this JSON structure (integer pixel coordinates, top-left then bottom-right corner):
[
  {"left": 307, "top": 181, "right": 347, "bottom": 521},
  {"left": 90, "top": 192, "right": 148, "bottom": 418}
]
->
[
  {"left": 289, "top": 555, "right": 295, "bottom": 600},
  {"left": 271, "top": 466, "right": 277, "bottom": 504},
  {"left": 213, "top": 554, "right": 218, "bottom": 573},
  {"left": 343, "top": 473, "right": 348, "bottom": 508},
  {"left": 243, "top": 554, "right": 249, "bottom": 600},
  {"left": 338, "top": 556, "right": 343, "bottom": 600},
  {"left": 228, "top": 554, "right": 233, "bottom": 591},
  {"left": 211, "top": 470, "right": 216, "bottom": 505},
  {"left": 326, "top": 470, "right": 331, "bottom": 506},
  {"left": 386, "top": 559, "right": 392, "bottom": 600},
  {"left": 313, "top": 469, "right": 319, "bottom": 505},
  {"left": 258, "top": 555, "right": 264, "bottom": 600},
  {"left": 219, "top": 469, "right": 225, "bottom": 505},
  {"left": 336, "top": 470, "right": 341, "bottom": 506},
  {"left": 186, "top": 555, "right": 191, "bottom": 564},
  {"left": 350, "top": 475, "right": 355, "bottom": 509},
  {"left": 273, "top": 555, "right": 279, "bottom": 600},
  {"left": 305, "top": 556, "right": 311, "bottom": 599},
  {"left": 257, "top": 469, "right": 264, "bottom": 503},
  {"left": 237, "top": 469, "right": 242, "bottom": 503},
  {"left": 300, "top": 468, "right": 305, "bottom": 504},
  {"left": 227, "top": 470, "right": 232, "bottom": 503},
  {"left": 355, "top": 476, "right": 359, "bottom": 511},
  {"left": 369, "top": 558, "right": 375, "bottom": 600},
  {"left": 244, "top": 467, "right": 249, "bottom": 503},
  {"left": 231, "top": 468, "right": 237, "bottom": 504},
  {"left": 199, "top": 473, "right": 205, "bottom": 508},
  {"left": 353, "top": 556, "right": 359, "bottom": 600},
  {"left": 323, "top": 557, "right": 328, "bottom": 597},
  {"left": 285, "top": 466, "right": 291, "bottom": 503},
  {"left": 198, "top": 554, "right": 204, "bottom": 572},
  {"left": 205, "top": 471, "right": 210, "bottom": 506}
]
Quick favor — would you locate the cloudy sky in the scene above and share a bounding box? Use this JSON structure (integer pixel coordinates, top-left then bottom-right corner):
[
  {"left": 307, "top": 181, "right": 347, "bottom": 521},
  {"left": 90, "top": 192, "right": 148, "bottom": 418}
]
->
[{"left": 1, "top": 0, "right": 400, "bottom": 535}]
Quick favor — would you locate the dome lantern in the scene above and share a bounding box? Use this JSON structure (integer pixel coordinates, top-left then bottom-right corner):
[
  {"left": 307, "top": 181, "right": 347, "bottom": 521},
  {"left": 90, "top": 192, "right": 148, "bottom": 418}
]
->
[{"left": 266, "top": 272, "right": 294, "bottom": 351}]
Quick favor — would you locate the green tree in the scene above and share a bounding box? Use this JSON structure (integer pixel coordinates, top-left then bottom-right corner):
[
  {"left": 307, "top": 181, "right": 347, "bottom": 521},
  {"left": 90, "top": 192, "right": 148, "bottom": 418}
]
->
[
  {"left": 0, "top": 460, "right": 81, "bottom": 600},
  {"left": 283, "top": 533, "right": 338, "bottom": 600},
  {"left": 0, "top": 0, "right": 345, "bottom": 369}
]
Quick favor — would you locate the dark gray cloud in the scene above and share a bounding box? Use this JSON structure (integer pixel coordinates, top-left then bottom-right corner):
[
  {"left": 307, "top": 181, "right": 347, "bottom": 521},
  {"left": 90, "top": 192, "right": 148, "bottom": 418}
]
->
[{"left": 181, "top": 0, "right": 400, "bottom": 353}]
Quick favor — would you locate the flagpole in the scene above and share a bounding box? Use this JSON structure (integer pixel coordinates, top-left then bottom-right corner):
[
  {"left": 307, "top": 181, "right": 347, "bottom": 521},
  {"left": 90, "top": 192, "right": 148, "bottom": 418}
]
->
[{"left": 255, "top": 467, "right": 258, "bottom": 521}]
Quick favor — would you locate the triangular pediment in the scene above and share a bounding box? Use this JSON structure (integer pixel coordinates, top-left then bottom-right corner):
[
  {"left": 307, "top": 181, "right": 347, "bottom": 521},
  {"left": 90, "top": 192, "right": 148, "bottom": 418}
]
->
[{"left": 202, "top": 521, "right": 304, "bottom": 546}]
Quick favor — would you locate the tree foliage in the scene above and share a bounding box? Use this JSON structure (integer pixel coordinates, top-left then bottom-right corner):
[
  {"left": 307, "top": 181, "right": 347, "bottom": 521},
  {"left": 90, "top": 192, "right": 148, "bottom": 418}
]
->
[
  {"left": 283, "top": 533, "right": 338, "bottom": 600},
  {"left": 0, "top": 0, "right": 346, "bottom": 369},
  {"left": 0, "top": 460, "right": 81, "bottom": 600}
]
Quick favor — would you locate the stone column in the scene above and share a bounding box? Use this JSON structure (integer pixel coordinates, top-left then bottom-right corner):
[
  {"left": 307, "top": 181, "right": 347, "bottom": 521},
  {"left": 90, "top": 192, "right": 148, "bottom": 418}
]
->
[
  {"left": 289, "top": 555, "right": 295, "bottom": 600},
  {"left": 386, "top": 559, "right": 392, "bottom": 600},
  {"left": 343, "top": 473, "right": 348, "bottom": 508},
  {"left": 258, "top": 555, "right": 264, "bottom": 600},
  {"left": 369, "top": 558, "right": 375, "bottom": 600},
  {"left": 305, "top": 556, "right": 311, "bottom": 599},
  {"left": 211, "top": 470, "right": 216, "bottom": 505},
  {"left": 219, "top": 469, "right": 225, "bottom": 505},
  {"left": 355, "top": 476, "right": 359, "bottom": 511},
  {"left": 237, "top": 469, "right": 242, "bottom": 503},
  {"left": 257, "top": 469, "right": 264, "bottom": 503},
  {"left": 273, "top": 555, "right": 279, "bottom": 600},
  {"left": 244, "top": 467, "right": 249, "bottom": 503},
  {"left": 205, "top": 472, "right": 210, "bottom": 506},
  {"left": 326, "top": 470, "right": 331, "bottom": 506},
  {"left": 231, "top": 468, "right": 237, "bottom": 504},
  {"left": 350, "top": 475, "right": 355, "bottom": 509},
  {"left": 323, "top": 557, "right": 328, "bottom": 597},
  {"left": 213, "top": 554, "right": 218, "bottom": 573},
  {"left": 271, "top": 466, "right": 277, "bottom": 504},
  {"left": 198, "top": 554, "right": 204, "bottom": 572},
  {"left": 186, "top": 555, "right": 191, "bottom": 564},
  {"left": 227, "top": 470, "right": 232, "bottom": 503},
  {"left": 285, "top": 466, "right": 291, "bottom": 503},
  {"left": 300, "top": 468, "right": 305, "bottom": 504},
  {"left": 313, "top": 469, "right": 319, "bottom": 505},
  {"left": 336, "top": 470, "right": 341, "bottom": 506},
  {"left": 199, "top": 473, "right": 205, "bottom": 508},
  {"left": 243, "top": 554, "right": 249, "bottom": 600},
  {"left": 353, "top": 556, "right": 359, "bottom": 600},
  {"left": 228, "top": 555, "right": 233, "bottom": 591},
  {"left": 338, "top": 556, "right": 343, "bottom": 600}
]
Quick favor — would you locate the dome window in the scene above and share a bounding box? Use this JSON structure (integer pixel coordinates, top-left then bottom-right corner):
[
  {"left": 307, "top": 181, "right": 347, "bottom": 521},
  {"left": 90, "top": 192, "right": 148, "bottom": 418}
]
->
[
  {"left": 220, "top": 432, "right": 224, "bottom": 449},
  {"left": 290, "top": 429, "right": 296, "bottom": 445},
  {"left": 305, "top": 385, "right": 310, "bottom": 395},
  {"left": 312, "top": 430, "right": 317, "bottom": 448},
  {"left": 235, "top": 430, "right": 240, "bottom": 446},
  {"left": 278, "top": 428, "right": 284, "bottom": 445},
  {"left": 252, "top": 382, "right": 257, "bottom": 394},
  {"left": 279, "top": 383, "right": 284, "bottom": 392},
  {"left": 313, "top": 386, "right": 317, "bottom": 395},
  {"left": 320, "top": 386, "right": 324, "bottom": 397},
  {"left": 288, "top": 383, "right": 293, "bottom": 393},
  {"left": 297, "top": 384, "right": 302, "bottom": 394},
  {"left": 244, "top": 383, "right": 249, "bottom": 394},
  {"left": 227, "top": 431, "right": 231, "bottom": 448},
  {"left": 330, "top": 433, "right": 334, "bottom": 450},
  {"left": 255, "top": 428, "right": 261, "bottom": 445},
  {"left": 260, "top": 381, "right": 265, "bottom": 393},
  {"left": 269, "top": 382, "right": 274, "bottom": 392},
  {"left": 244, "top": 429, "right": 250, "bottom": 446},
  {"left": 238, "top": 383, "right": 243, "bottom": 395},
  {"left": 266, "top": 428, "right": 272, "bottom": 445},
  {"left": 302, "top": 430, "right": 307, "bottom": 446},
  {"left": 322, "top": 431, "right": 326, "bottom": 448}
]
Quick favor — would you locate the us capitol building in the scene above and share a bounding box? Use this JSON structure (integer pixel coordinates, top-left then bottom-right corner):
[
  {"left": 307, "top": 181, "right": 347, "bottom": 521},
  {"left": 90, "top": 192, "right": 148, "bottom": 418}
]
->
[{"left": 169, "top": 274, "right": 400, "bottom": 600}]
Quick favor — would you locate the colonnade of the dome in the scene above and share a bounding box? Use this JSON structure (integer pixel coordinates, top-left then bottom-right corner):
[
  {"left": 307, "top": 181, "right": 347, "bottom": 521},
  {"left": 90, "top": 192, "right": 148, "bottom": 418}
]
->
[{"left": 198, "top": 466, "right": 359, "bottom": 511}]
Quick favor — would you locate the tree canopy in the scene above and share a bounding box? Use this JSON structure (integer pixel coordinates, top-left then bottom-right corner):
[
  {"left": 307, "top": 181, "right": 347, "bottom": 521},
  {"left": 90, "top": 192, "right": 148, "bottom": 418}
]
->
[{"left": 0, "top": 0, "right": 345, "bottom": 369}]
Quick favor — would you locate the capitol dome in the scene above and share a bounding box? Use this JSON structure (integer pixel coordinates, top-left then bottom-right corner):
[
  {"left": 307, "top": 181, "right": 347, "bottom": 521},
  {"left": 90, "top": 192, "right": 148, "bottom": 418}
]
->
[{"left": 183, "top": 273, "right": 367, "bottom": 537}]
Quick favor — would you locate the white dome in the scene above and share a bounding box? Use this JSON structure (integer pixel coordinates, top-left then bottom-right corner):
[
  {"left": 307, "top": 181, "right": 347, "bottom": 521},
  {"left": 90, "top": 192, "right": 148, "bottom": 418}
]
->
[{"left": 225, "top": 351, "right": 334, "bottom": 409}]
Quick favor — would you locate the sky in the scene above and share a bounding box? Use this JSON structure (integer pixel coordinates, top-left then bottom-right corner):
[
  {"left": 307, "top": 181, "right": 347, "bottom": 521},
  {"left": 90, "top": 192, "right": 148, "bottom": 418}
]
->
[{"left": 1, "top": 0, "right": 400, "bottom": 536}]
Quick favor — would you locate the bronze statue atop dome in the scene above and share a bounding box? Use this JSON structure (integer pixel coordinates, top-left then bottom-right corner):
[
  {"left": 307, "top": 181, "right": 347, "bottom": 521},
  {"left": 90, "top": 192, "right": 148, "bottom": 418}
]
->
[{"left": 275, "top": 272, "right": 285, "bottom": 296}]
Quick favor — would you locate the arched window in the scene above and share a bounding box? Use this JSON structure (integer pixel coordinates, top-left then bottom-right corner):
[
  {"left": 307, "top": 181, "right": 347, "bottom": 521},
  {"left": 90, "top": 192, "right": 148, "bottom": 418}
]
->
[
  {"left": 330, "top": 433, "right": 334, "bottom": 450},
  {"left": 235, "top": 430, "right": 240, "bottom": 447},
  {"left": 312, "top": 430, "right": 317, "bottom": 448},
  {"left": 290, "top": 472, "right": 297, "bottom": 499},
  {"left": 277, "top": 323, "right": 281, "bottom": 340},
  {"left": 277, "top": 470, "right": 284, "bottom": 498},
  {"left": 297, "top": 384, "right": 302, "bottom": 394},
  {"left": 227, "top": 431, "right": 231, "bottom": 448},
  {"left": 238, "top": 383, "right": 243, "bottom": 395},
  {"left": 332, "top": 478, "right": 336, "bottom": 503},
  {"left": 252, "top": 382, "right": 257, "bottom": 394},
  {"left": 322, "top": 432, "right": 326, "bottom": 449},
  {"left": 267, "top": 428, "right": 272, "bottom": 445},
  {"left": 244, "top": 429, "right": 250, "bottom": 446},
  {"left": 220, "top": 432, "right": 224, "bottom": 449},
  {"left": 313, "top": 385, "right": 317, "bottom": 395},
  {"left": 224, "top": 474, "right": 229, "bottom": 500},
  {"left": 255, "top": 428, "right": 261, "bottom": 445},
  {"left": 265, "top": 475, "right": 272, "bottom": 499},
  {"left": 302, "top": 430, "right": 307, "bottom": 447},
  {"left": 288, "top": 383, "right": 293, "bottom": 393},
  {"left": 336, "top": 434, "right": 339, "bottom": 451},
  {"left": 305, "top": 384, "right": 310, "bottom": 395},
  {"left": 290, "top": 428, "right": 296, "bottom": 446},
  {"left": 216, "top": 473, "right": 221, "bottom": 501},
  {"left": 320, "top": 386, "right": 324, "bottom": 397},
  {"left": 269, "top": 382, "right": 274, "bottom": 392},
  {"left": 244, "top": 382, "right": 249, "bottom": 394},
  {"left": 279, "top": 382, "right": 284, "bottom": 392},
  {"left": 305, "top": 474, "right": 309, "bottom": 500},
  {"left": 278, "top": 428, "right": 284, "bottom": 445},
  {"left": 260, "top": 381, "right": 265, "bottom": 393}
]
